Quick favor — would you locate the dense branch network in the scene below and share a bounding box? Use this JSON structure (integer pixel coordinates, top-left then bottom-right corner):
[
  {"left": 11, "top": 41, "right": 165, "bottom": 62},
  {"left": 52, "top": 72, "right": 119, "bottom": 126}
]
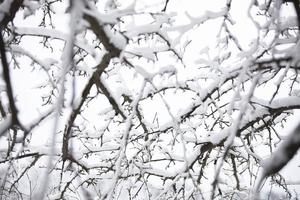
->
[{"left": 0, "top": 0, "right": 300, "bottom": 199}]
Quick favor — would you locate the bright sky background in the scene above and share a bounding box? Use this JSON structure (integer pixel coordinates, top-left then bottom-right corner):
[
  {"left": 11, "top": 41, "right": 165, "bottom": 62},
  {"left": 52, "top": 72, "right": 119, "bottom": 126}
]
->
[{"left": 1, "top": 0, "right": 300, "bottom": 198}]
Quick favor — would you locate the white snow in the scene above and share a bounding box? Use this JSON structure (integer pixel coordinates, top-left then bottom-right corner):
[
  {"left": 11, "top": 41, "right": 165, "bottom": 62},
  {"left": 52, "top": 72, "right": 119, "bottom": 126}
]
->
[
  {"left": 103, "top": 26, "right": 127, "bottom": 49},
  {"left": 14, "top": 27, "right": 97, "bottom": 56}
]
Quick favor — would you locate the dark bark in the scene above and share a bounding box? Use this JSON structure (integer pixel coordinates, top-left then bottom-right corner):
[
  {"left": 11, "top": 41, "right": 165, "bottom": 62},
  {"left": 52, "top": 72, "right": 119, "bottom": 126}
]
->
[{"left": 0, "top": 0, "right": 24, "bottom": 29}]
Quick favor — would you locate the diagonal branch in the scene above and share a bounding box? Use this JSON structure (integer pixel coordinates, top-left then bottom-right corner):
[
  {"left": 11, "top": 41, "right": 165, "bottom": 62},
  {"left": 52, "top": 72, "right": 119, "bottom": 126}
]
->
[
  {"left": 0, "top": 0, "right": 24, "bottom": 29},
  {"left": 254, "top": 121, "right": 300, "bottom": 194},
  {"left": 94, "top": 76, "right": 126, "bottom": 119},
  {"left": 83, "top": 12, "right": 122, "bottom": 56},
  {"left": 0, "top": 29, "right": 19, "bottom": 126}
]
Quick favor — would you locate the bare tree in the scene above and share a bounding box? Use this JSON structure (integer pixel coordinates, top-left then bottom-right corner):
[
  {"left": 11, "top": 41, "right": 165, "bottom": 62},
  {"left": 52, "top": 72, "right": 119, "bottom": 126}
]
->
[{"left": 1, "top": 0, "right": 300, "bottom": 199}]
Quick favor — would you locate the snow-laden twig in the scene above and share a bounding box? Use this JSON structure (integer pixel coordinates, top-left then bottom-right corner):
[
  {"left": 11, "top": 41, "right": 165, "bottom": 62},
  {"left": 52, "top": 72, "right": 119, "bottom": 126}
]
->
[
  {"left": 211, "top": 73, "right": 261, "bottom": 199},
  {"left": 254, "top": 121, "right": 300, "bottom": 197},
  {"left": 101, "top": 80, "right": 146, "bottom": 200},
  {"left": 9, "top": 44, "right": 56, "bottom": 87},
  {"left": 14, "top": 27, "right": 97, "bottom": 56},
  {"left": 35, "top": 1, "right": 84, "bottom": 199}
]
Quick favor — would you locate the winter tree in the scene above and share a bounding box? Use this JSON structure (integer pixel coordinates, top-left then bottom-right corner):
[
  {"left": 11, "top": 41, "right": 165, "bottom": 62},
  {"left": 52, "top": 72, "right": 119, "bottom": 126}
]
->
[{"left": 1, "top": 0, "right": 300, "bottom": 199}]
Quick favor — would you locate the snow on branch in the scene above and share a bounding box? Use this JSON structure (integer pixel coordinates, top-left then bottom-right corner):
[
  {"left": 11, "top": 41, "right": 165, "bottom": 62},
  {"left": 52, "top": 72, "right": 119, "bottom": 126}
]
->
[{"left": 254, "top": 121, "right": 300, "bottom": 196}]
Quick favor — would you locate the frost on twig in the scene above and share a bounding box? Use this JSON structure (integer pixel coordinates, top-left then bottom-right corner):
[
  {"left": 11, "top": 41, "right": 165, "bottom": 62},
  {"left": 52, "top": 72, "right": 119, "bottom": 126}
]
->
[{"left": 1, "top": 0, "right": 300, "bottom": 199}]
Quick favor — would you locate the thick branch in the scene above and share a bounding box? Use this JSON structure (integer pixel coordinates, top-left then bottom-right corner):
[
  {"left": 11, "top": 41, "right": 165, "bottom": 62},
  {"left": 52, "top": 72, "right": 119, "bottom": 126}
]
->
[
  {"left": 0, "top": 30, "right": 19, "bottom": 125},
  {"left": 255, "top": 121, "right": 300, "bottom": 193},
  {"left": 0, "top": 0, "right": 24, "bottom": 29},
  {"left": 83, "top": 13, "right": 121, "bottom": 56},
  {"left": 62, "top": 10, "right": 125, "bottom": 162}
]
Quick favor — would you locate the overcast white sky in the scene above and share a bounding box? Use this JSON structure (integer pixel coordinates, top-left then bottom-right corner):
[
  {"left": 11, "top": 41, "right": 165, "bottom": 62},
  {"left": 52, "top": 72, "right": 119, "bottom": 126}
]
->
[{"left": 1, "top": 0, "right": 300, "bottom": 198}]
